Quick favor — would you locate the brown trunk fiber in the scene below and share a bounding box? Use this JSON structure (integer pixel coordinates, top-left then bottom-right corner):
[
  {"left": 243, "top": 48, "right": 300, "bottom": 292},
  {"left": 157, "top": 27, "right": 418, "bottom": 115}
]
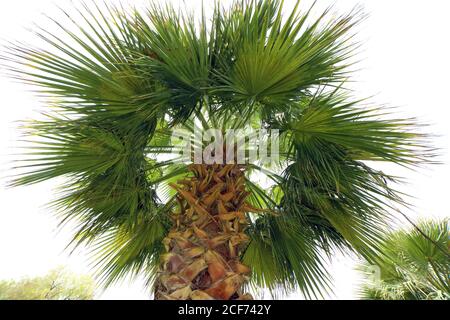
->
[{"left": 154, "top": 164, "right": 254, "bottom": 300}]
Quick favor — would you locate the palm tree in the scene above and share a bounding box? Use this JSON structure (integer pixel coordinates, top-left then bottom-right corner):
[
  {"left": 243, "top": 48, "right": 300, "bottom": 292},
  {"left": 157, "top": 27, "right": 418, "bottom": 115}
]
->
[
  {"left": 358, "top": 219, "right": 449, "bottom": 300},
  {"left": 2, "top": 0, "right": 433, "bottom": 300}
]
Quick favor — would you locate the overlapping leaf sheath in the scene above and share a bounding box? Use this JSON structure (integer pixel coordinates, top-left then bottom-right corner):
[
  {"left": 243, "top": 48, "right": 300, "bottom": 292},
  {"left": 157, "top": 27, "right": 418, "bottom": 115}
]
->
[{"left": 154, "top": 164, "right": 254, "bottom": 300}]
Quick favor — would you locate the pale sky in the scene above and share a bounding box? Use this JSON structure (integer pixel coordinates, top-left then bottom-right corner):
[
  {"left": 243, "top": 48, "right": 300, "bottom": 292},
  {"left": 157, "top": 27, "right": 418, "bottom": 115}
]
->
[{"left": 0, "top": 0, "right": 449, "bottom": 300}]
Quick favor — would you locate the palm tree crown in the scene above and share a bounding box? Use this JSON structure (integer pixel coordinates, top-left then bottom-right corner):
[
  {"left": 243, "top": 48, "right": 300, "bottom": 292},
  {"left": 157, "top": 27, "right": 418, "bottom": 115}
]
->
[
  {"left": 359, "top": 220, "right": 449, "bottom": 300},
  {"left": 2, "top": 0, "right": 433, "bottom": 298}
]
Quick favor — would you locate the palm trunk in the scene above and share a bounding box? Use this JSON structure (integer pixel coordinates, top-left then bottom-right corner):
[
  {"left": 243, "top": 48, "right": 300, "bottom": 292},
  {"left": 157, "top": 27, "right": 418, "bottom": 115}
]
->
[{"left": 154, "top": 164, "right": 253, "bottom": 300}]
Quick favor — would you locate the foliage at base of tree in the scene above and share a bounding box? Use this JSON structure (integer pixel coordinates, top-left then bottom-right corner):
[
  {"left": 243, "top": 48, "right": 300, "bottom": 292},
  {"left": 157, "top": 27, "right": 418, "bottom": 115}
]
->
[{"left": 0, "top": 267, "right": 95, "bottom": 300}]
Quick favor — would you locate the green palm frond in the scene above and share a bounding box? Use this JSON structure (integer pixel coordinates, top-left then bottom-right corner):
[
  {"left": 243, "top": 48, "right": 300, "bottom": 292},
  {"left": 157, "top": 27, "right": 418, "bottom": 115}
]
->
[
  {"left": 212, "top": 1, "right": 360, "bottom": 107},
  {"left": 2, "top": 2, "right": 179, "bottom": 286},
  {"left": 87, "top": 202, "right": 174, "bottom": 287},
  {"left": 129, "top": 2, "right": 212, "bottom": 123},
  {"left": 260, "top": 88, "right": 433, "bottom": 259},
  {"left": 359, "top": 219, "right": 450, "bottom": 300},
  {"left": 244, "top": 214, "right": 332, "bottom": 299},
  {"left": 272, "top": 88, "right": 433, "bottom": 165}
]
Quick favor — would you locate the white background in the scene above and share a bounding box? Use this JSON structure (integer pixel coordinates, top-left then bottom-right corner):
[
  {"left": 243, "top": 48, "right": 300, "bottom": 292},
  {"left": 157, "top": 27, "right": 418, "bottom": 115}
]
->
[{"left": 0, "top": 0, "right": 449, "bottom": 300}]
